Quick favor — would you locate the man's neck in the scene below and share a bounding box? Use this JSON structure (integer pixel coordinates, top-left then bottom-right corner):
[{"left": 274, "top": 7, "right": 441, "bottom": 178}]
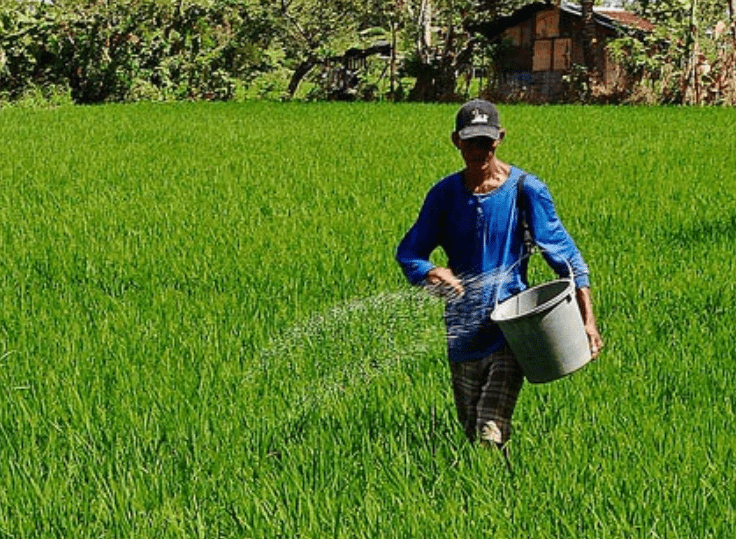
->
[{"left": 464, "top": 159, "right": 510, "bottom": 194}]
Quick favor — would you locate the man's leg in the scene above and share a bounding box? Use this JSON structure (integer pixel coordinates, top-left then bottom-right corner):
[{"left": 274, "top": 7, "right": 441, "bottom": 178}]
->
[
  {"left": 476, "top": 344, "right": 525, "bottom": 446},
  {"left": 449, "top": 355, "right": 492, "bottom": 442}
]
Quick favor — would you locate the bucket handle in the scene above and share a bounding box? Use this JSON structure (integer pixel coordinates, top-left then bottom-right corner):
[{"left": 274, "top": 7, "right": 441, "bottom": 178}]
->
[{"left": 493, "top": 249, "right": 575, "bottom": 311}]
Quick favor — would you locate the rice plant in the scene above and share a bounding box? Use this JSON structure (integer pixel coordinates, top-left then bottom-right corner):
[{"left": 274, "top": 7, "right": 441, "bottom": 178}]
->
[{"left": 0, "top": 102, "right": 734, "bottom": 538}]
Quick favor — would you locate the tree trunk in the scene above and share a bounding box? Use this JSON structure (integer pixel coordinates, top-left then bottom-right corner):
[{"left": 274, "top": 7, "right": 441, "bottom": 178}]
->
[
  {"left": 684, "top": 0, "right": 699, "bottom": 104},
  {"left": 410, "top": 0, "right": 439, "bottom": 101},
  {"left": 287, "top": 57, "right": 319, "bottom": 97},
  {"left": 729, "top": 0, "right": 736, "bottom": 40},
  {"left": 417, "top": 0, "right": 432, "bottom": 64},
  {"left": 390, "top": 19, "right": 396, "bottom": 100},
  {"left": 581, "top": 1, "right": 597, "bottom": 75}
]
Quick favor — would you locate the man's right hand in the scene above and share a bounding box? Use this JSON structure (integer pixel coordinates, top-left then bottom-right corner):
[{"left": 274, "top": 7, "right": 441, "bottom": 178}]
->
[{"left": 425, "top": 267, "right": 465, "bottom": 299}]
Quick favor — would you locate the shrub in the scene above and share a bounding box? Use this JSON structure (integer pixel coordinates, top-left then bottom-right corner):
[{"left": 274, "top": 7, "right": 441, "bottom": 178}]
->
[{"left": 0, "top": 0, "right": 274, "bottom": 104}]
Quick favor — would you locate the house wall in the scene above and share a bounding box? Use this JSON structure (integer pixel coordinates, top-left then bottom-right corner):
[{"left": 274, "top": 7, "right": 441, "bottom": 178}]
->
[{"left": 496, "top": 7, "right": 617, "bottom": 101}]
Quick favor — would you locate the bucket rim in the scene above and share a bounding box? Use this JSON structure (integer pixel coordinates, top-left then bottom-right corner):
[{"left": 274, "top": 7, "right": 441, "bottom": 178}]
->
[{"left": 490, "top": 278, "right": 573, "bottom": 323}]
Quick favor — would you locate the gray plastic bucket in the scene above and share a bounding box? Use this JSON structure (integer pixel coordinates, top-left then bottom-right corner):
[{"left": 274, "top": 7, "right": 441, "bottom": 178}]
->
[{"left": 490, "top": 277, "right": 591, "bottom": 384}]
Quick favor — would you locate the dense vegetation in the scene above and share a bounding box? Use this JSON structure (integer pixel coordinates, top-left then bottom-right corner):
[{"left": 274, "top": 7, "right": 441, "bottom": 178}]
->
[
  {"left": 0, "top": 102, "right": 734, "bottom": 537},
  {"left": 1, "top": 0, "right": 734, "bottom": 105}
]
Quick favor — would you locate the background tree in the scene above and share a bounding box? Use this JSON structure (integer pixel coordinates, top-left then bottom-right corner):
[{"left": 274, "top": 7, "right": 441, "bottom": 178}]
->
[
  {"left": 609, "top": 0, "right": 735, "bottom": 104},
  {"left": 264, "top": 0, "right": 381, "bottom": 97},
  {"left": 400, "top": 0, "right": 530, "bottom": 101},
  {"left": 0, "top": 0, "right": 275, "bottom": 103},
  {"left": 2, "top": 0, "right": 734, "bottom": 105}
]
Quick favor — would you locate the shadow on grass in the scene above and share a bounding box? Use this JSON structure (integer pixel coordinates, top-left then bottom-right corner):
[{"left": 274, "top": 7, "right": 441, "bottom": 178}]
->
[{"left": 665, "top": 213, "right": 736, "bottom": 247}]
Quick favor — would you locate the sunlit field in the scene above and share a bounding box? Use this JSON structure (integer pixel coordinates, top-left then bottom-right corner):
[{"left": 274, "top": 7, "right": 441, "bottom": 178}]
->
[{"left": 0, "top": 102, "right": 734, "bottom": 537}]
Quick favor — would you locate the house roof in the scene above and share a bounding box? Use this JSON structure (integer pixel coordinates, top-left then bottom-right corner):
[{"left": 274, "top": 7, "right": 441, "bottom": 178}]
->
[
  {"left": 560, "top": 3, "right": 656, "bottom": 33},
  {"left": 468, "top": 2, "right": 550, "bottom": 40},
  {"left": 469, "top": 1, "right": 655, "bottom": 41},
  {"left": 593, "top": 8, "right": 657, "bottom": 33}
]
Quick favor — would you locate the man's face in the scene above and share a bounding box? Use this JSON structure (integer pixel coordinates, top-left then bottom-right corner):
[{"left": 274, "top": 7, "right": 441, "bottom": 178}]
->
[{"left": 456, "top": 136, "right": 497, "bottom": 169}]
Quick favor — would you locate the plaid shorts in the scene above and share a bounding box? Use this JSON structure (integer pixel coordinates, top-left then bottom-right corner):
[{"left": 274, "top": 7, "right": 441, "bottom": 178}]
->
[{"left": 449, "top": 344, "right": 524, "bottom": 445}]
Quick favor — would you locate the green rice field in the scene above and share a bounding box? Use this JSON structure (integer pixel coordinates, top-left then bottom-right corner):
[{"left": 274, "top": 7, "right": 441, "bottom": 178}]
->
[{"left": 0, "top": 102, "right": 735, "bottom": 537}]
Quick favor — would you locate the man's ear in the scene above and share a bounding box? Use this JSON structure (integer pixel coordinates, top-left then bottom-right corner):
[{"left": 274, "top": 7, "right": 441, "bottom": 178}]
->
[
  {"left": 491, "top": 129, "right": 506, "bottom": 151},
  {"left": 451, "top": 132, "right": 461, "bottom": 149}
]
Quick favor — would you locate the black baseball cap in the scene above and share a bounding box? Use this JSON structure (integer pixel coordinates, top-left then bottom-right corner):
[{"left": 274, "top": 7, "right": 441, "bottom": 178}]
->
[{"left": 455, "top": 99, "right": 501, "bottom": 140}]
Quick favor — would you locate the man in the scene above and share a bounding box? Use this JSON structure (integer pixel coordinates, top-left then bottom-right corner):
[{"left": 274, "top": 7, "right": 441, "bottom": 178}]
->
[{"left": 395, "top": 99, "right": 603, "bottom": 458}]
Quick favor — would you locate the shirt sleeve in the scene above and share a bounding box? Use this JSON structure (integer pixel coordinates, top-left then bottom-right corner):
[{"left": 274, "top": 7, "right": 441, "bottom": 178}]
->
[
  {"left": 525, "top": 177, "right": 590, "bottom": 289},
  {"left": 395, "top": 186, "right": 443, "bottom": 285}
]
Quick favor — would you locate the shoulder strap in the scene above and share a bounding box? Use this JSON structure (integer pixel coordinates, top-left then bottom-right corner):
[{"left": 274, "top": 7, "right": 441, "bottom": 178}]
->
[
  {"left": 516, "top": 173, "right": 535, "bottom": 254},
  {"left": 516, "top": 174, "right": 535, "bottom": 284}
]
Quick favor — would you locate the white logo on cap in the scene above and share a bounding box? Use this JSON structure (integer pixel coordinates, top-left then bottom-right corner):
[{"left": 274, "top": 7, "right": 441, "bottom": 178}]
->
[{"left": 470, "top": 108, "right": 489, "bottom": 124}]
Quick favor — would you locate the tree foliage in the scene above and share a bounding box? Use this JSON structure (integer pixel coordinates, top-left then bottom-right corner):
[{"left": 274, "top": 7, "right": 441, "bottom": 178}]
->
[
  {"left": 608, "top": 0, "right": 736, "bottom": 104},
  {"left": 1, "top": 0, "right": 274, "bottom": 103},
  {"left": 262, "top": 0, "right": 382, "bottom": 97},
  {"left": 1, "top": 0, "right": 734, "bottom": 104}
]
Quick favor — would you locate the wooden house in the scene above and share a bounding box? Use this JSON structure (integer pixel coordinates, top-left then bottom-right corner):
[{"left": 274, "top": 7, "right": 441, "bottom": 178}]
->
[{"left": 471, "top": 1, "right": 655, "bottom": 101}]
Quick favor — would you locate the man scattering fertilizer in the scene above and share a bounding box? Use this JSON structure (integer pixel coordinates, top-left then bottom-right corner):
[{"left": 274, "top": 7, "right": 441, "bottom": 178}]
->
[{"left": 395, "top": 99, "right": 604, "bottom": 462}]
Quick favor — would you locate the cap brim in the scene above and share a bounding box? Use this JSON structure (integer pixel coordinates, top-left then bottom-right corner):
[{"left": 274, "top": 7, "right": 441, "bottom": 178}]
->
[{"left": 458, "top": 125, "right": 500, "bottom": 140}]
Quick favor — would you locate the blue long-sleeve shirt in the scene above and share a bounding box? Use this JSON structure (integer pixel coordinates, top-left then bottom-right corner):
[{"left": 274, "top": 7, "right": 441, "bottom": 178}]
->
[{"left": 396, "top": 166, "right": 589, "bottom": 362}]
